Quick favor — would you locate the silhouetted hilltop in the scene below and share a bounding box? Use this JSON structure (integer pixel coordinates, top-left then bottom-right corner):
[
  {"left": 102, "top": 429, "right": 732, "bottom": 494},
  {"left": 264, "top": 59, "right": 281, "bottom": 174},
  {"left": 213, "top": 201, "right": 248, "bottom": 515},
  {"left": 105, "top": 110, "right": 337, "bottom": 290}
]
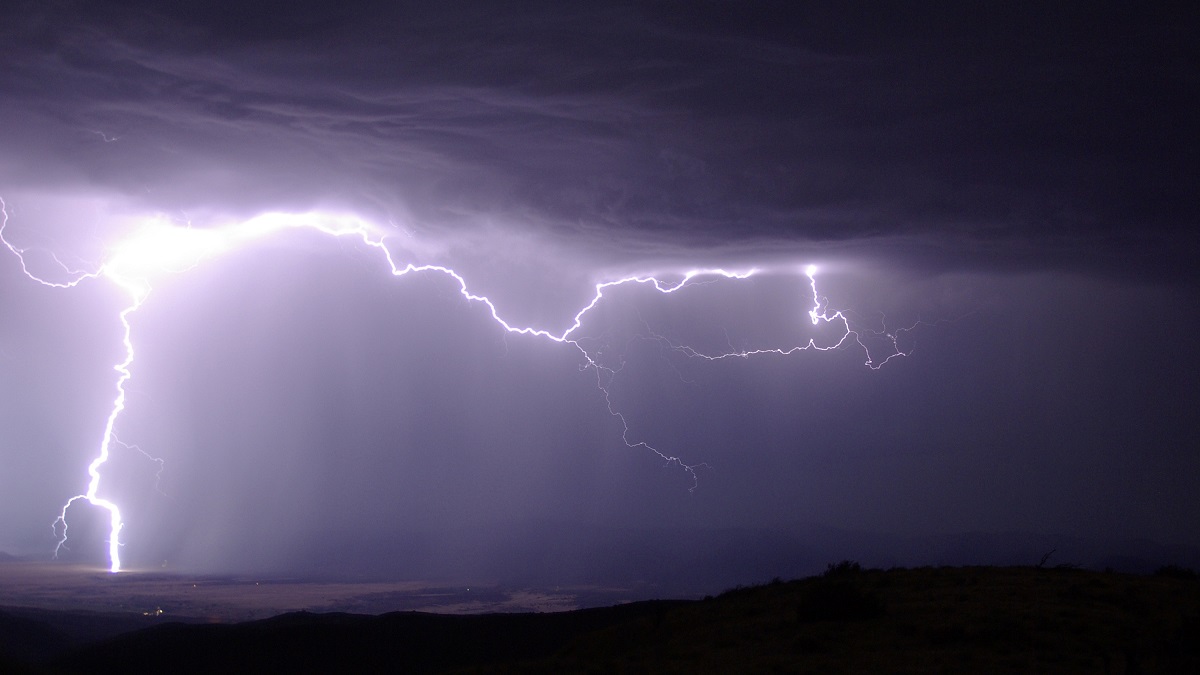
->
[
  {"left": 4, "top": 565, "right": 1196, "bottom": 673},
  {"left": 0, "top": 609, "right": 71, "bottom": 665}
]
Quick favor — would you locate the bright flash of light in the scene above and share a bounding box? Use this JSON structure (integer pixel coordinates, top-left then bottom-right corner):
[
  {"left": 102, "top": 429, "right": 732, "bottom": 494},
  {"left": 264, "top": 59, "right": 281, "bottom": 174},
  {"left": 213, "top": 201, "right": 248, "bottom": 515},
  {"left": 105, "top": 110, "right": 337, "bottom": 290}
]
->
[{"left": 1, "top": 196, "right": 919, "bottom": 573}]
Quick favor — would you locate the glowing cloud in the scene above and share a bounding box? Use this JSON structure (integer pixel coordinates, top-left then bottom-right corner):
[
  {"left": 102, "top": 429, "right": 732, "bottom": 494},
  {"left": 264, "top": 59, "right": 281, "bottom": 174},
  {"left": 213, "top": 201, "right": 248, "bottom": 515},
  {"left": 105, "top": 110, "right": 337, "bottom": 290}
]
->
[{"left": 2, "top": 196, "right": 918, "bottom": 573}]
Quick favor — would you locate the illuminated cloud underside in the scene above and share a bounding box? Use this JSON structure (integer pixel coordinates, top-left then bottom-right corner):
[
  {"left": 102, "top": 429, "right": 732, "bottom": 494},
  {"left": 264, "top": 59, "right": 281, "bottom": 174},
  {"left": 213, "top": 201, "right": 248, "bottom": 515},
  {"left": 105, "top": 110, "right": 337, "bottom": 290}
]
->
[{"left": 1, "top": 198, "right": 917, "bottom": 573}]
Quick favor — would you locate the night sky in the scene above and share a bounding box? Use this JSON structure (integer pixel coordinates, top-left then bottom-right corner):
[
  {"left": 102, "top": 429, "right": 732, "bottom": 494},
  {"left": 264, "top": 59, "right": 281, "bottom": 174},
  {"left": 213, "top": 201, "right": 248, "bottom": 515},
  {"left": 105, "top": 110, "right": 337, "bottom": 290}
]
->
[{"left": 1, "top": 1, "right": 1197, "bottom": 589}]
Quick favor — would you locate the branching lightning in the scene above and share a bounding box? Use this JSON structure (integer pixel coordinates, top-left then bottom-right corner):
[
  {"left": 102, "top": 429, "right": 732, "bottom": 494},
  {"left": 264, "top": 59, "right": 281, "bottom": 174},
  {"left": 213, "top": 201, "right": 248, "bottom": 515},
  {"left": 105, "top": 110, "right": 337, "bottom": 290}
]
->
[
  {"left": 650, "top": 263, "right": 916, "bottom": 370},
  {"left": 1, "top": 196, "right": 919, "bottom": 573}
]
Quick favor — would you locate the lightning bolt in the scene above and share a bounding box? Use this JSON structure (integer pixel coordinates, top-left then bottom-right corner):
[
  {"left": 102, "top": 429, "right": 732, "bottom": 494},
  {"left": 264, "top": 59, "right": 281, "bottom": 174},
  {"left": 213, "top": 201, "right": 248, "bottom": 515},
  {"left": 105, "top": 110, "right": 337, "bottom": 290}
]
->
[
  {"left": 2, "top": 197, "right": 919, "bottom": 573},
  {"left": 649, "top": 263, "right": 918, "bottom": 370}
]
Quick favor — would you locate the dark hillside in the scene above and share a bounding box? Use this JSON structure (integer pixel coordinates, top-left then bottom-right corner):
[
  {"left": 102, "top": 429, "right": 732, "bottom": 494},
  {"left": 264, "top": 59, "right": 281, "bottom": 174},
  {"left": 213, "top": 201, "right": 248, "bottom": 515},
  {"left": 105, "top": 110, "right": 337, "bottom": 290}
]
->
[
  {"left": 25, "top": 566, "right": 1200, "bottom": 673},
  {"left": 537, "top": 565, "right": 1200, "bottom": 673},
  {"left": 51, "top": 599, "right": 688, "bottom": 674}
]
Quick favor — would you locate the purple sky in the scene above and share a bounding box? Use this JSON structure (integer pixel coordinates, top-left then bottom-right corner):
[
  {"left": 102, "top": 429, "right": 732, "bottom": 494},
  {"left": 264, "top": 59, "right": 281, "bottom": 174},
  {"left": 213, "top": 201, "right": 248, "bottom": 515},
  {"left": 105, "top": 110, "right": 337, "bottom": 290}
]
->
[{"left": 1, "top": 2, "right": 1197, "bottom": 587}]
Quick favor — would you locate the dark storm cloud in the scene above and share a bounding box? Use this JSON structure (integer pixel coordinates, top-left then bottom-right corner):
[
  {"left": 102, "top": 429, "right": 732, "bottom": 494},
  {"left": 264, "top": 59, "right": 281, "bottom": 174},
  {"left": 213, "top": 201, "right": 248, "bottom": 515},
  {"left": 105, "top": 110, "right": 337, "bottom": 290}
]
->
[{"left": 3, "top": 1, "right": 1194, "bottom": 277}]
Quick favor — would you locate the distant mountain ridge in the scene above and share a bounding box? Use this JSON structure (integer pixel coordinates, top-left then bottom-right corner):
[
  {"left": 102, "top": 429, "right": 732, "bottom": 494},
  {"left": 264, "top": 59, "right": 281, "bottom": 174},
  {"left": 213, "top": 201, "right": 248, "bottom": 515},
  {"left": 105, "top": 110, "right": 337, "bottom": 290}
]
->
[{"left": 279, "top": 521, "right": 1200, "bottom": 591}]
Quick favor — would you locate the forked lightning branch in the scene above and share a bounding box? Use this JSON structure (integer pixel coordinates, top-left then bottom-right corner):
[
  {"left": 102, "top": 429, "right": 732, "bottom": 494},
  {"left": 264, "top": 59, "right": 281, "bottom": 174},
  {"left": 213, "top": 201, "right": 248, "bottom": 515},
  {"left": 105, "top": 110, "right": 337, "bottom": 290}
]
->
[{"left": 1, "top": 196, "right": 917, "bottom": 573}]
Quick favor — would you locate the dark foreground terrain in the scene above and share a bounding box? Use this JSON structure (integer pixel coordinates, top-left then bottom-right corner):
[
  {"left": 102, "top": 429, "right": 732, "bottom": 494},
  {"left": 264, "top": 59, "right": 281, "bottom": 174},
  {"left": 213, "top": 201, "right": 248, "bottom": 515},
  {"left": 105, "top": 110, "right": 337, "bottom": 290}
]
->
[{"left": 3, "top": 565, "right": 1198, "bottom": 673}]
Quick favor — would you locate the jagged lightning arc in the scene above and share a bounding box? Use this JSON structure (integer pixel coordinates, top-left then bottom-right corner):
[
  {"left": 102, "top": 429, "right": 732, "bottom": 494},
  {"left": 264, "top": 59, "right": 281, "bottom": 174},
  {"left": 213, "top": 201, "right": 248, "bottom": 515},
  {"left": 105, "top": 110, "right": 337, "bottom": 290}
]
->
[{"left": 1, "top": 196, "right": 917, "bottom": 573}]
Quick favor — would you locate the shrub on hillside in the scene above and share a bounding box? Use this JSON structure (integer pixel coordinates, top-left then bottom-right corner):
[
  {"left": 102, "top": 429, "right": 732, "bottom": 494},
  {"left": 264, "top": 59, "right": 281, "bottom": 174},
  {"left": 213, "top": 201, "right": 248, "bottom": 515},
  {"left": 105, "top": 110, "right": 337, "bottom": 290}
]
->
[
  {"left": 796, "top": 566, "right": 881, "bottom": 623},
  {"left": 823, "top": 560, "right": 863, "bottom": 577}
]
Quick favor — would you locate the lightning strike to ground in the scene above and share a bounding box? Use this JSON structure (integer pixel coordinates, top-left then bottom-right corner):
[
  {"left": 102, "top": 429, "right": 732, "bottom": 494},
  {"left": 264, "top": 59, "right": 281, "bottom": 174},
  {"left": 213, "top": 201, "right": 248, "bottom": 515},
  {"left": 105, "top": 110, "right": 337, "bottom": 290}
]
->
[{"left": 1, "top": 196, "right": 919, "bottom": 573}]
